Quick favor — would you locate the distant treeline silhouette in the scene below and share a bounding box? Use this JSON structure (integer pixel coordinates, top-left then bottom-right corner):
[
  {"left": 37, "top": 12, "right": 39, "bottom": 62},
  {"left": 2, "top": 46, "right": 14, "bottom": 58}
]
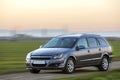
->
[{"left": 0, "top": 36, "right": 119, "bottom": 42}]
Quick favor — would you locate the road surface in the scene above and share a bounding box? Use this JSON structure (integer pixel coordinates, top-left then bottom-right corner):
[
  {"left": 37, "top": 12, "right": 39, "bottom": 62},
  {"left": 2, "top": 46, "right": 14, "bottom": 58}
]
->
[{"left": 0, "top": 61, "right": 120, "bottom": 80}]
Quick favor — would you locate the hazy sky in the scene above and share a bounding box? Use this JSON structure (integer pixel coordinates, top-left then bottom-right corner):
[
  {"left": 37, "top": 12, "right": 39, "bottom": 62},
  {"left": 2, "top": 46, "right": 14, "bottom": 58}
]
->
[{"left": 0, "top": 0, "right": 120, "bottom": 31}]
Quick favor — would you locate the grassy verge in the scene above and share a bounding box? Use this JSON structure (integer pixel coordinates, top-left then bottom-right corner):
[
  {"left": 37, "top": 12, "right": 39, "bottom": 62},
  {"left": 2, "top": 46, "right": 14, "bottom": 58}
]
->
[
  {"left": 109, "top": 41, "right": 120, "bottom": 61},
  {"left": 0, "top": 41, "right": 119, "bottom": 74},
  {"left": 0, "top": 41, "right": 45, "bottom": 74},
  {"left": 54, "top": 69, "right": 120, "bottom": 80}
]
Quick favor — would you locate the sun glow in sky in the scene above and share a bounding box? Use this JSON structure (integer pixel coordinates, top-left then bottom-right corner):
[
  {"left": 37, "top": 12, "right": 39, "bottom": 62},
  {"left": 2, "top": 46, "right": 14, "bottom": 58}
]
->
[{"left": 0, "top": 0, "right": 120, "bottom": 31}]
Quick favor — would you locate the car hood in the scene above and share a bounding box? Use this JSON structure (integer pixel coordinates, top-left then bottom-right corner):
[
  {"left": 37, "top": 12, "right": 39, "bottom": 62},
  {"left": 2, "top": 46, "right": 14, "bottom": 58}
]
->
[{"left": 31, "top": 48, "right": 71, "bottom": 56}]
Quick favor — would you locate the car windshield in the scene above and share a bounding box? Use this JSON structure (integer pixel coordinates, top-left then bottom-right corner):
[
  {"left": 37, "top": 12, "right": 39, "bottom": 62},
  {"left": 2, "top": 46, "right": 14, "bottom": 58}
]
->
[{"left": 43, "top": 37, "right": 77, "bottom": 48}]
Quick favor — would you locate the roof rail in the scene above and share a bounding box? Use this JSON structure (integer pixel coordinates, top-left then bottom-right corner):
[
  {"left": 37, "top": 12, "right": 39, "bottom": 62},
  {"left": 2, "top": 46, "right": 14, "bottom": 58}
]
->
[
  {"left": 82, "top": 33, "right": 100, "bottom": 36},
  {"left": 56, "top": 33, "right": 100, "bottom": 37}
]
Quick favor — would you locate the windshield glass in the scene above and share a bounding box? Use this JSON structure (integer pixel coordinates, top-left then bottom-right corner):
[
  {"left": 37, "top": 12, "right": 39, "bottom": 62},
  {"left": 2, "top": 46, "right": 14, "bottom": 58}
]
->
[{"left": 43, "top": 37, "right": 77, "bottom": 48}]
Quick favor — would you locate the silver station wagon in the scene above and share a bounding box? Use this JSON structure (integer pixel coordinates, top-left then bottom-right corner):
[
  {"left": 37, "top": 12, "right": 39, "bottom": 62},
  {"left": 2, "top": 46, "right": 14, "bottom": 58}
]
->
[{"left": 26, "top": 34, "right": 112, "bottom": 74}]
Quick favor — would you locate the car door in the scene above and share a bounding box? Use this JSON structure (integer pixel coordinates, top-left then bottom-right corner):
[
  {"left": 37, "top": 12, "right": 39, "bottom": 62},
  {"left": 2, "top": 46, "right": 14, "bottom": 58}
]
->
[
  {"left": 74, "top": 37, "right": 90, "bottom": 67},
  {"left": 86, "top": 37, "right": 101, "bottom": 65}
]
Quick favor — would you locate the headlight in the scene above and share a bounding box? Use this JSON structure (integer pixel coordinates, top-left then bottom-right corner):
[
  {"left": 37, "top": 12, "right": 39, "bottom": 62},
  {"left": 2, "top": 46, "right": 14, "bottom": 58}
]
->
[
  {"left": 53, "top": 53, "right": 63, "bottom": 59},
  {"left": 26, "top": 52, "right": 32, "bottom": 63}
]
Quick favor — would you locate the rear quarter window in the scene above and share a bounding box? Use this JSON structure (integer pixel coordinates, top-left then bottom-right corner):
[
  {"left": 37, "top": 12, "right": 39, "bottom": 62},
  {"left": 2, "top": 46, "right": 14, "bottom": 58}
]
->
[{"left": 97, "top": 37, "right": 107, "bottom": 46}]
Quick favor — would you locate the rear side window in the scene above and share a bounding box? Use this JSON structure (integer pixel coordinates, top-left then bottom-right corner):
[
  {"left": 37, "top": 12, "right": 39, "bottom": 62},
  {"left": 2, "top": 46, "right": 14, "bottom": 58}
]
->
[
  {"left": 87, "top": 37, "right": 98, "bottom": 47},
  {"left": 97, "top": 38, "right": 107, "bottom": 46}
]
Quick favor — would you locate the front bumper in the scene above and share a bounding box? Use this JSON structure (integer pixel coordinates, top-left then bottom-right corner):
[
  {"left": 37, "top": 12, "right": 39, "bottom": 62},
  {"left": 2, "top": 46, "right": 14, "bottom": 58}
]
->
[{"left": 26, "top": 58, "right": 66, "bottom": 70}]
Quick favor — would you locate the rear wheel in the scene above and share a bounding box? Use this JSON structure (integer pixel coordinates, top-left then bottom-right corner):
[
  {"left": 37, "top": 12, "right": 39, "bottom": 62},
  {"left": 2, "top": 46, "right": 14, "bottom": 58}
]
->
[
  {"left": 29, "top": 69, "right": 40, "bottom": 74},
  {"left": 63, "top": 58, "right": 75, "bottom": 74},
  {"left": 98, "top": 56, "right": 109, "bottom": 71}
]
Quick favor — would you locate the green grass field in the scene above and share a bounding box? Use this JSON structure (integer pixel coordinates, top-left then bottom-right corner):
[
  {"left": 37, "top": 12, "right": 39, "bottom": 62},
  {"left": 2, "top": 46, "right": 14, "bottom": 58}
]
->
[
  {"left": 109, "top": 41, "right": 120, "bottom": 61},
  {"left": 0, "top": 41, "right": 120, "bottom": 74},
  {"left": 54, "top": 69, "right": 120, "bottom": 80},
  {"left": 109, "top": 41, "right": 120, "bottom": 57},
  {"left": 0, "top": 41, "right": 44, "bottom": 74}
]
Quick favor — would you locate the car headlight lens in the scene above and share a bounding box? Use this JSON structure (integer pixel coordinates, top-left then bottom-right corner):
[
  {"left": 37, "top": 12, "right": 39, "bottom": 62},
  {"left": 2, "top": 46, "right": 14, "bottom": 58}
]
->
[
  {"left": 53, "top": 53, "right": 63, "bottom": 59},
  {"left": 26, "top": 52, "right": 31, "bottom": 63}
]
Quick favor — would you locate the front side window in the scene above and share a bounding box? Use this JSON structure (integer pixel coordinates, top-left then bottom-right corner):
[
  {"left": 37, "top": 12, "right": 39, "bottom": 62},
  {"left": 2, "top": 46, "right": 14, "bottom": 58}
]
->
[
  {"left": 88, "top": 37, "right": 98, "bottom": 47},
  {"left": 43, "top": 37, "right": 77, "bottom": 48},
  {"left": 77, "top": 37, "right": 88, "bottom": 48}
]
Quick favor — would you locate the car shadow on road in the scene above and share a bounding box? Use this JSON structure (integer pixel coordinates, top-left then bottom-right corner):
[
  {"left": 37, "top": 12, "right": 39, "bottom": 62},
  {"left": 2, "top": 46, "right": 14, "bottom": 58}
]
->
[{"left": 41, "top": 68, "right": 98, "bottom": 74}]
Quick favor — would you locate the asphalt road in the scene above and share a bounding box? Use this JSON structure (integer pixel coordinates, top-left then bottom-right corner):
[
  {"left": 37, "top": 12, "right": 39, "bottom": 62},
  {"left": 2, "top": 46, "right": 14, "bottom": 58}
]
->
[{"left": 0, "top": 61, "right": 120, "bottom": 80}]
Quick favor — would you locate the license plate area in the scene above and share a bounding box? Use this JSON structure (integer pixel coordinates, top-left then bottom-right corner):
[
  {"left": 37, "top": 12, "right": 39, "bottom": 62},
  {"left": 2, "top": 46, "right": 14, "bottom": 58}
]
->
[{"left": 33, "top": 60, "right": 45, "bottom": 64}]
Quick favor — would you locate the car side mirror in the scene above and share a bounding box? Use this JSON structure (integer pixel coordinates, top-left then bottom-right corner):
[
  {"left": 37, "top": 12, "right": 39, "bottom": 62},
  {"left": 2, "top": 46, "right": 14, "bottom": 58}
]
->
[
  {"left": 76, "top": 45, "right": 85, "bottom": 51},
  {"left": 39, "top": 45, "right": 43, "bottom": 48}
]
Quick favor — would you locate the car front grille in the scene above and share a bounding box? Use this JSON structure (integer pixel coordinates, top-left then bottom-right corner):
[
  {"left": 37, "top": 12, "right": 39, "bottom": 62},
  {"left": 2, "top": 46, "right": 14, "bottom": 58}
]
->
[
  {"left": 31, "top": 55, "right": 52, "bottom": 60},
  {"left": 32, "top": 64, "right": 46, "bottom": 67}
]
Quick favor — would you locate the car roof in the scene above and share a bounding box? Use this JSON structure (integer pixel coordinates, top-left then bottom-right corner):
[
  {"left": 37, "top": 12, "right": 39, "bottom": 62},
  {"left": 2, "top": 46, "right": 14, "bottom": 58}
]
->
[{"left": 57, "top": 33, "right": 101, "bottom": 38}]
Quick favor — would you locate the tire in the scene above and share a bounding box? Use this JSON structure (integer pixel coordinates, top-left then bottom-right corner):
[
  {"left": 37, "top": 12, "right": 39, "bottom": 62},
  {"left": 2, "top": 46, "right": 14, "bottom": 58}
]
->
[
  {"left": 63, "top": 58, "right": 75, "bottom": 74},
  {"left": 98, "top": 56, "right": 109, "bottom": 71},
  {"left": 29, "top": 69, "right": 40, "bottom": 74}
]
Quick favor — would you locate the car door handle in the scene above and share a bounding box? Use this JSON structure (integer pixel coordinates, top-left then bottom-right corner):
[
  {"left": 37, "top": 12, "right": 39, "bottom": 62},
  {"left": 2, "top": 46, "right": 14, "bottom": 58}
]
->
[
  {"left": 99, "top": 48, "right": 101, "bottom": 51},
  {"left": 88, "top": 50, "right": 90, "bottom": 53}
]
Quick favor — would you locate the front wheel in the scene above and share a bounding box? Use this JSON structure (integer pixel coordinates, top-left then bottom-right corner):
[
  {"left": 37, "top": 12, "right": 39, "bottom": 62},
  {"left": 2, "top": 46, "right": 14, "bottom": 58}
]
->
[
  {"left": 63, "top": 58, "right": 75, "bottom": 74},
  {"left": 98, "top": 56, "right": 109, "bottom": 71},
  {"left": 29, "top": 69, "right": 40, "bottom": 74}
]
